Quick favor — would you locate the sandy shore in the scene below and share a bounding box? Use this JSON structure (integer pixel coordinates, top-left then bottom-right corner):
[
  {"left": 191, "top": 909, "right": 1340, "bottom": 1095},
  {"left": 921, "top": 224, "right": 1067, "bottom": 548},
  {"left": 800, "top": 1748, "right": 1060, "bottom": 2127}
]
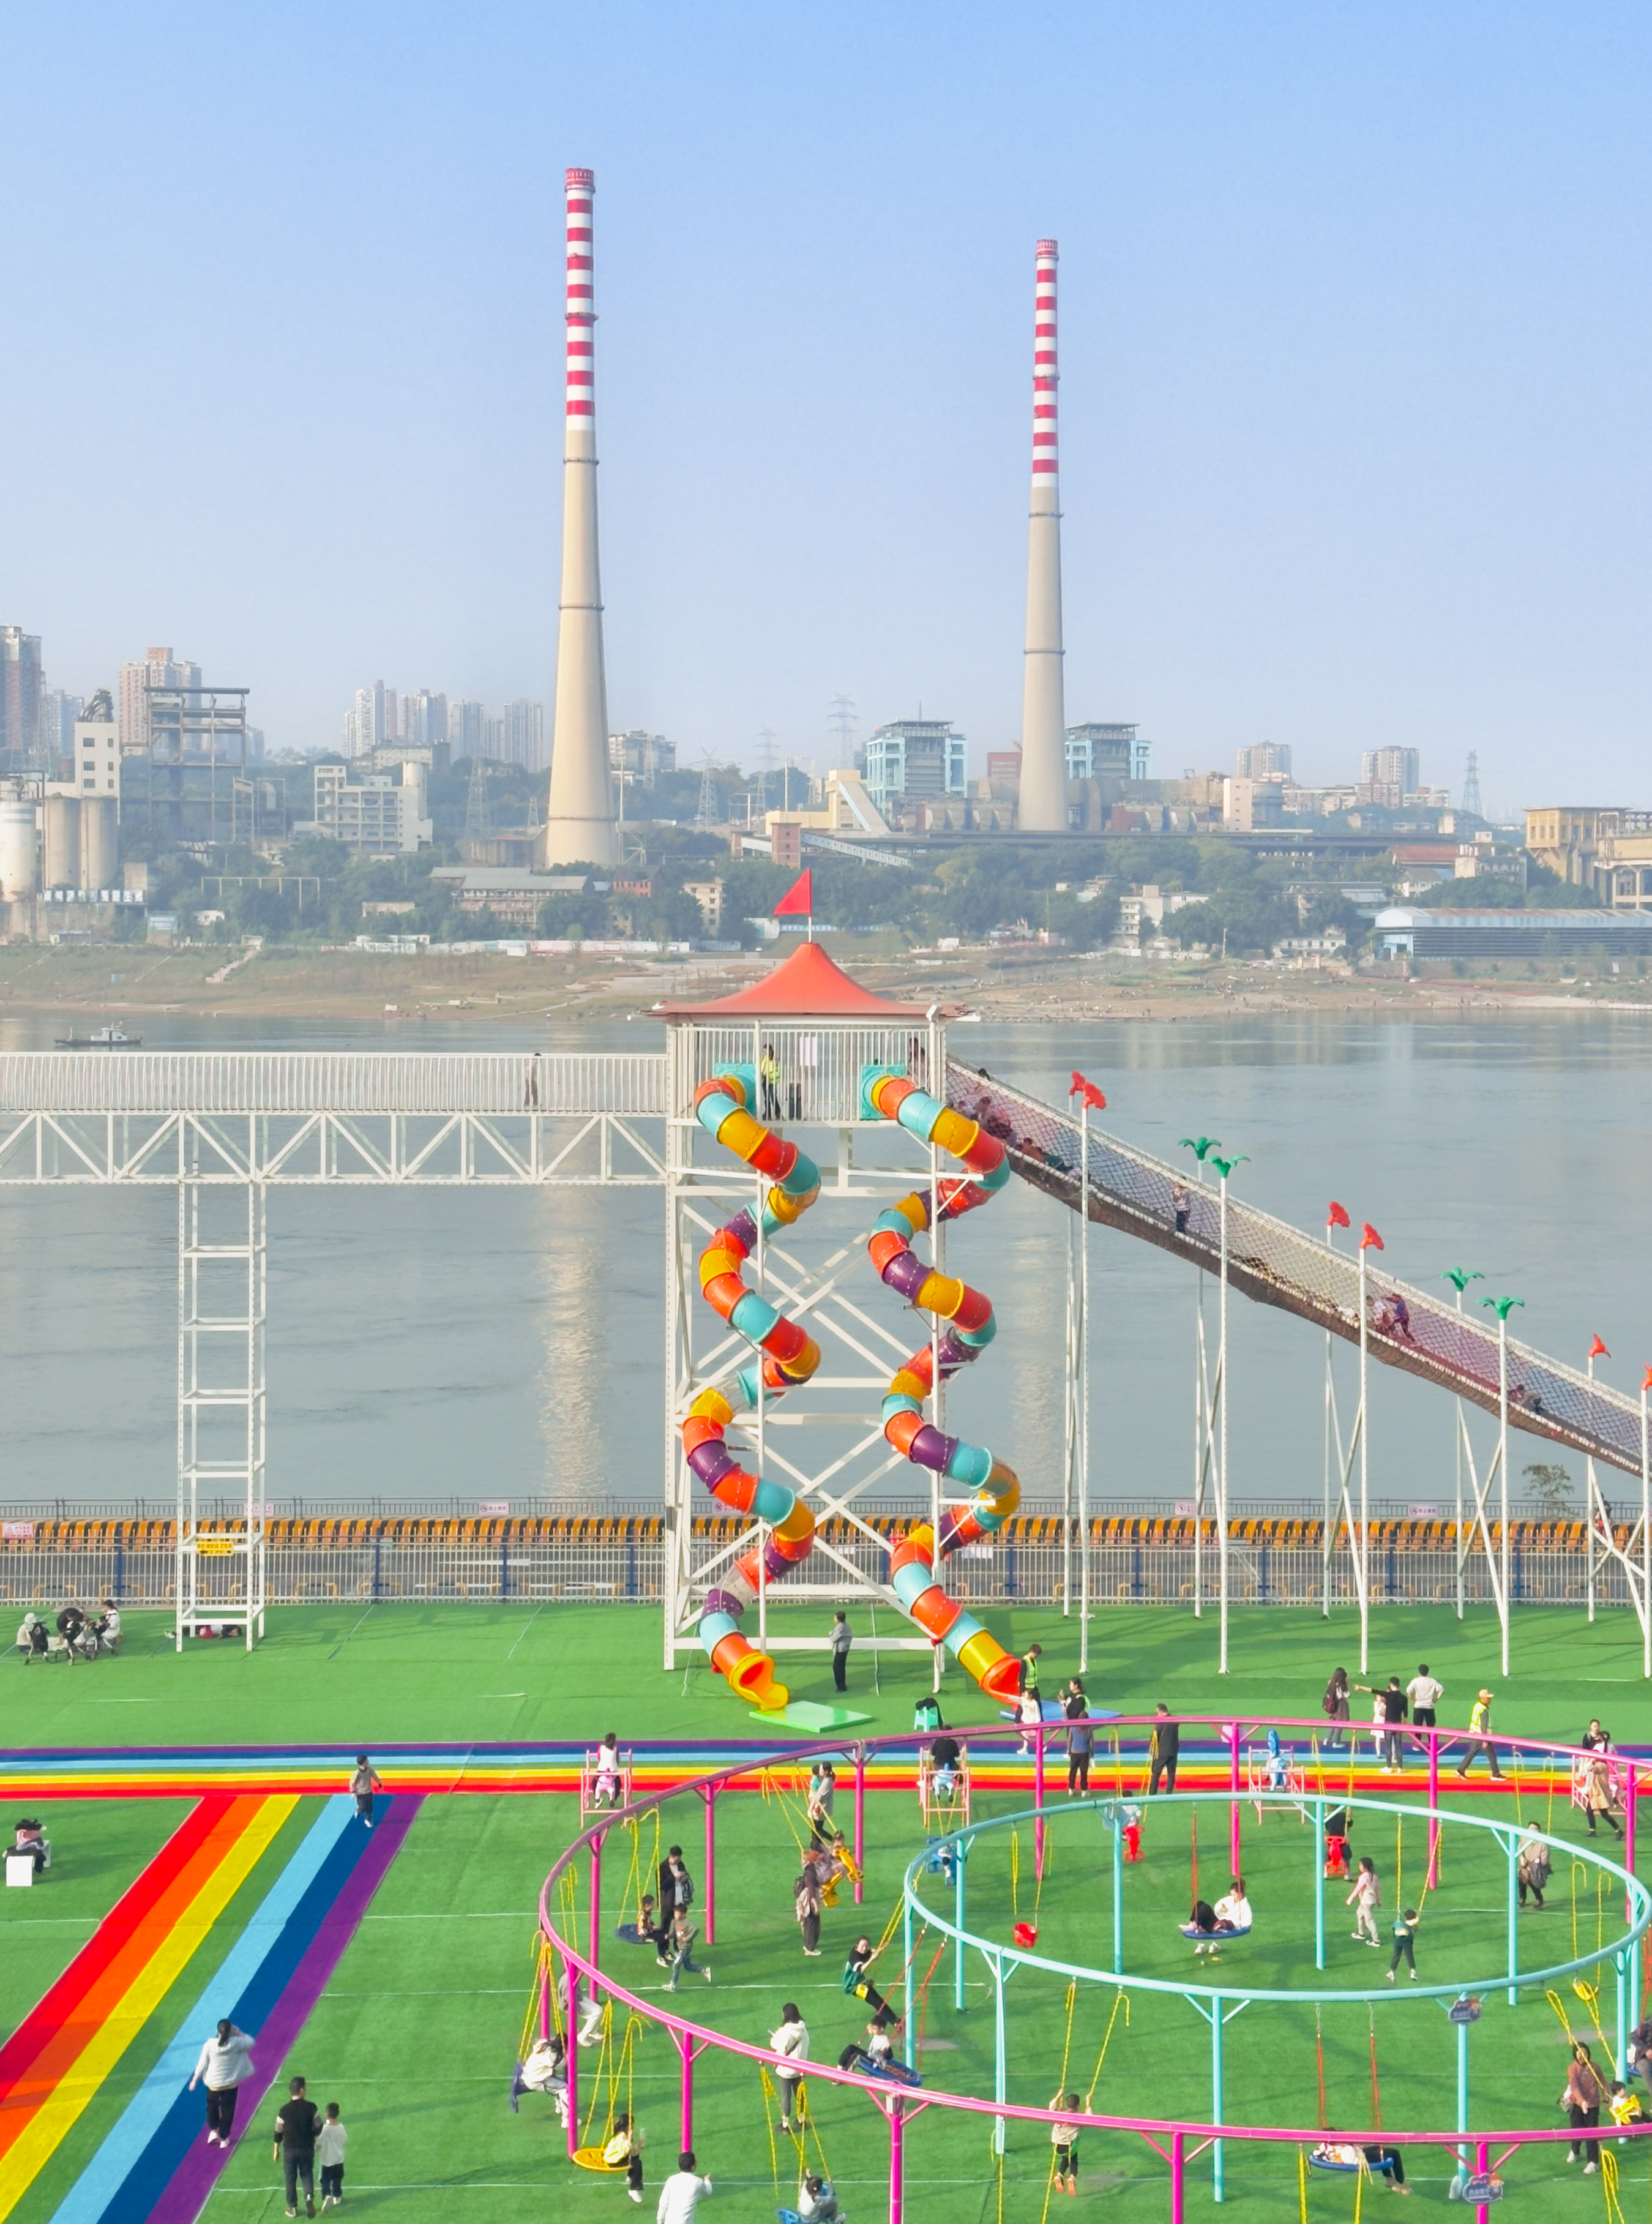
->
[{"left": 1, "top": 939, "right": 1647, "bottom": 1025}]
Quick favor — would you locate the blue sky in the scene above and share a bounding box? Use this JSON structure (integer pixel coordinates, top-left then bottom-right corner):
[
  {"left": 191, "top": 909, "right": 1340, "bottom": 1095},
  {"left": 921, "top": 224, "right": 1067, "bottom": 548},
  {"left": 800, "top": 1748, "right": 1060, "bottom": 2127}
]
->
[{"left": 5, "top": 2, "right": 1651, "bottom": 806}]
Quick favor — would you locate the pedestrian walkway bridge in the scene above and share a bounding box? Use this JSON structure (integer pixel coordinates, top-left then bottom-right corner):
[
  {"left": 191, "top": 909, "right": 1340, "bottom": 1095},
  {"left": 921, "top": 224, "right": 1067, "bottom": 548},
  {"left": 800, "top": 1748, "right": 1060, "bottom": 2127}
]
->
[{"left": 0, "top": 1048, "right": 1640, "bottom": 1483}]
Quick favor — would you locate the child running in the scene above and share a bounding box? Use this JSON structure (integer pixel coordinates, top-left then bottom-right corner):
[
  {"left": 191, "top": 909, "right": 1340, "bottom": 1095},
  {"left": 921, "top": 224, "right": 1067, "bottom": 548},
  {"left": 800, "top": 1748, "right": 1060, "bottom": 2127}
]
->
[
  {"left": 348, "top": 1756, "right": 383, "bottom": 1827},
  {"left": 317, "top": 2105, "right": 346, "bottom": 2209},
  {"left": 665, "top": 1904, "right": 710, "bottom": 1991},
  {"left": 1387, "top": 1906, "right": 1421, "bottom": 1983},
  {"left": 1050, "top": 2091, "right": 1083, "bottom": 2195},
  {"left": 1347, "top": 1857, "right": 1381, "bottom": 1946}
]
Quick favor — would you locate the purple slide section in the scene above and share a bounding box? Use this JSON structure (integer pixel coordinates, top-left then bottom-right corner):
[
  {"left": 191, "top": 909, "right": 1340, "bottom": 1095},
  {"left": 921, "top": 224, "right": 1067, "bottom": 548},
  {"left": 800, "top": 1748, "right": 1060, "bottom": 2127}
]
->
[{"left": 146, "top": 1796, "right": 424, "bottom": 2224}]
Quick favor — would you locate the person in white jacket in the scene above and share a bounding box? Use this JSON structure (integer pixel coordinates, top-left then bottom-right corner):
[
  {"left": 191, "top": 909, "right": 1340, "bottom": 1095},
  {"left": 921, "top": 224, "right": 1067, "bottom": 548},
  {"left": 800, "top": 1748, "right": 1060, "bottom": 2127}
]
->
[
  {"left": 188, "top": 2019, "right": 255, "bottom": 2146},
  {"left": 769, "top": 2005, "right": 809, "bottom": 2133},
  {"left": 656, "top": 2151, "right": 713, "bottom": 2223}
]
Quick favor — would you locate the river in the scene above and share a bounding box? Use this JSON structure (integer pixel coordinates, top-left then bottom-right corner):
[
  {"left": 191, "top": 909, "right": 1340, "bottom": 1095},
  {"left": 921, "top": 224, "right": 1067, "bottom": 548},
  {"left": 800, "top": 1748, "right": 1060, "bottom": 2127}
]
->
[{"left": 1, "top": 1006, "right": 1646, "bottom": 1516}]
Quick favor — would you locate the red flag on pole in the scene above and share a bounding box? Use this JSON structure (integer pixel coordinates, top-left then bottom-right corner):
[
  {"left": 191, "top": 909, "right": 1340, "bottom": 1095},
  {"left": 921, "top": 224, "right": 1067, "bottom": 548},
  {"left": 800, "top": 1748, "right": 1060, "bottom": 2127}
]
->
[
  {"left": 1359, "top": 1222, "right": 1384, "bottom": 1251},
  {"left": 1068, "top": 1071, "right": 1107, "bottom": 1110},
  {"left": 1326, "top": 1202, "right": 1351, "bottom": 1231},
  {"left": 1590, "top": 1336, "right": 1611, "bottom": 1360},
  {"left": 774, "top": 870, "right": 813, "bottom": 919}
]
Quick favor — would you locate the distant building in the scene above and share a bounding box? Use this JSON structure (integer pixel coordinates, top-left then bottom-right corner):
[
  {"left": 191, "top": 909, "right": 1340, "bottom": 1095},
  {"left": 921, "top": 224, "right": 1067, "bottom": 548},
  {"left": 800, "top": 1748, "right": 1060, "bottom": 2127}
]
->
[
  {"left": 1222, "top": 776, "right": 1284, "bottom": 831},
  {"left": 403, "top": 690, "right": 449, "bottom": 749},
  {"left": 1526, "top": 805, "right": 1652, "bottom": 913},
  {"left": 427, "top": 865, "right": 596, "bottom": 926},
  {"left": 1067, "top": 722, "right": 1151, "bottom": 783},
  {"left": 1358, "top": 747, "right": 1421, "bottom": 809},
  {"left": 1235, "top": 741, "right": 1291, "bottom": 781},
  {"left": 494, "top": 699, "right": 545, "bottom": 771},
  {"left": 308, "top": 760, "right": 432, "bottom": 855},
  {"left": 449, "top": 700, "right": 488, "bottom": 758},
  {"left": 682, "top": 877, "right": 726, "bottom": 933},
  {"left": 863, "top": 719, "right": 966, "bottom": 817},
  {"left": 1, "top": 626, "right": 43, "bottom": 773},
  {"left": 1377, "top": 905, "right": 1652, "bottom": 960},
  {"left": 609, "top": 730, "right": 676, "bottom": 785},
  {"left": 120, "top": 647, "right": 201, "bottom": 753},
  {"left": 39, "top": 687, "right": 83, "bottom": 773}
]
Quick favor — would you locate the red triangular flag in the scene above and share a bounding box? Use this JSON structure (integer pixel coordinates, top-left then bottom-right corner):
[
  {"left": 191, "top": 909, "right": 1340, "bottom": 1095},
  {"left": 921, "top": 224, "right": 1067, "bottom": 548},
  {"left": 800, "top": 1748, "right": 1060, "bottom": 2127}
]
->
[
  {"left": 1359, "top": 1222, "right": 1384, "bottom": 1251},
  {"left": 1589, "top": 1336, "right": 1610, "bottom": 1360},
  {"left": 1326, "top": 1202, "right": 1350, "bottom": 1230},
  {"left": 774, "top": 869, "right": 813, "bottom": 918}
]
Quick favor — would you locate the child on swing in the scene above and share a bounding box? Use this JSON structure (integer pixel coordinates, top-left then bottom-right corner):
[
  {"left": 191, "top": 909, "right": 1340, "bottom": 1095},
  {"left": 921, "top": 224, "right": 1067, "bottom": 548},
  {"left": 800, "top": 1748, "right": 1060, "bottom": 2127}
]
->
[
  {"left": 1347, "top": 1856, "right": 1381, "bottom": 1946},
  {"left": 600, "top": 2112, "right": 644, "bottom": 2203},
  {"left": 594, "top": 1734, "right": 622, "bottom": 1809}
]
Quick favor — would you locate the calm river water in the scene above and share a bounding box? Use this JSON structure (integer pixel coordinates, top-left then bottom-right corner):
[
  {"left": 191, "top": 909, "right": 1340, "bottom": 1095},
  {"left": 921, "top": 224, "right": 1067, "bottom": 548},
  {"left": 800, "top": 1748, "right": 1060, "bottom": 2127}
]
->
[{"left": 1, "top": 1006, "right": 1647, "bottom": 1514}]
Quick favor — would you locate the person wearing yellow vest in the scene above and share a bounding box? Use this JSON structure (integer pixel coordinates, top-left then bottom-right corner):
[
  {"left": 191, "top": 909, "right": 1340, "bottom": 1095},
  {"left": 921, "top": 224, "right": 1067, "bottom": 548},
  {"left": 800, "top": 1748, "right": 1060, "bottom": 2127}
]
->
[{"left": 1455, "top": 1688, "right": 1505, "bottom": 1781}]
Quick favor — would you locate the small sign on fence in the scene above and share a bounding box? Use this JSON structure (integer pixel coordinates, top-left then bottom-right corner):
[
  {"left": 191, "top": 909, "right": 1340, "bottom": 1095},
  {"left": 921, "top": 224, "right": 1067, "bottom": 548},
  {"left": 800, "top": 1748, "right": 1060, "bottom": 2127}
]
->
[
  {"left": 1460, "top": 2173, "right": 1503, "bottom": 2203},
  {"left": 1447, "top": 1996, "right": 1482, "bottom": 2026},
  {"left": 1408, "top": 1503, "right": 1441, "bottom": 1518},
  {"left": 1173, "top": 1502, "right": 1197, "bottom": 1518},
  {"left": 194, "top": 1536, "right": 235, "bottom": 1557},
  {"left": 478, "top": 1501, "right": 509, "bottom": 1518},
  {"left": 2, "top": 1522, "right": 36, "bottom": 1541}
]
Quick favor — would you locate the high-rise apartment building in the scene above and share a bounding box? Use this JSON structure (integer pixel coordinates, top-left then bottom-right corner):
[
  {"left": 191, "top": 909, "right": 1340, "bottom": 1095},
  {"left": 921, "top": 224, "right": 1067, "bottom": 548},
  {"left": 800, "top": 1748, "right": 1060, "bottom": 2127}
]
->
[
  {"left": 496, "top": 699, "right": 545, "bottom": 771},
  {"left": 39, "top": 687, "right": 84, "bottom": 773},
  {"left": 609, "top": 730, "right": 676, "bottom": 785},
  {"left": 119, "top": 647, "right": 201, "bottom": 752},
  {"left": 1, "top": 627, "right": 43, "bottom": 773},
  {"left": 1359, "top": 747, "right": 1421, "bottom": 796},
  {"left": 863, "top": 720, "right": 967, "bottom": 815},
  {"left": 450, "top": 700, "right": 488, "bottom": 758},
  {"left": 1235, "top": 741, "right": 1291, "bottom": 781},
  {"left": 403, "top": 690, "right": 449, "bottom": 749}
]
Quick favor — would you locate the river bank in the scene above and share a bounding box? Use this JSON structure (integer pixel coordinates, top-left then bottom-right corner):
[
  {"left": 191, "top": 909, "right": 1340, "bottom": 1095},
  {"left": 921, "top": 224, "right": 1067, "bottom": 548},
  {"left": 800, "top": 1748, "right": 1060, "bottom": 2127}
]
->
[{"left": 2, "top": 937, "right": 1649, "bottom": 1027}]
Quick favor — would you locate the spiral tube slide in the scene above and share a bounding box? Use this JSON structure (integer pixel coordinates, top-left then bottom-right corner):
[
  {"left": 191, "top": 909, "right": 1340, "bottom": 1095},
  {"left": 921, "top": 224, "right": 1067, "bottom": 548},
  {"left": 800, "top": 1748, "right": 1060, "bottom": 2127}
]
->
[
  {"left": 681, "top": 1071, "right": 824, "bottom": 1710},
  {"left": 864, "top": 1071, "right": 1023, "bottom": 1701}
]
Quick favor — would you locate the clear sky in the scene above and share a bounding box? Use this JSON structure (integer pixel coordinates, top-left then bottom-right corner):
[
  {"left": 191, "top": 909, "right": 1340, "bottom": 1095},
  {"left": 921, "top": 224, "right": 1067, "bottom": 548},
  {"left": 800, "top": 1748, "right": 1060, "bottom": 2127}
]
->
[{"left": 6, "top": 2, "right": 1650, "bottom": 807}]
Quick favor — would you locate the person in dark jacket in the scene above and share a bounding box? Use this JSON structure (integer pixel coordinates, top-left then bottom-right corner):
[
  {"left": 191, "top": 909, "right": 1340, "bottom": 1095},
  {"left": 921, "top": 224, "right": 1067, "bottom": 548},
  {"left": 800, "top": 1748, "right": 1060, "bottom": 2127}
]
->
[
  {"left": 1149, "top": 1704, "right": 1179, "bottom": 1796},
  {"left": 273, "top": 2076, "right": 322, "bottom": 2217}
]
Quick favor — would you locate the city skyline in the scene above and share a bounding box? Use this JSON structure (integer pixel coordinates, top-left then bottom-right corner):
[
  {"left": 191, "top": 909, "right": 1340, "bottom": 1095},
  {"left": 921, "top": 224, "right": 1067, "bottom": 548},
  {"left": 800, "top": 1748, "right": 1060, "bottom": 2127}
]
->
[{"left": 5, "top": 5, "right": 1652, "bottom": 810}]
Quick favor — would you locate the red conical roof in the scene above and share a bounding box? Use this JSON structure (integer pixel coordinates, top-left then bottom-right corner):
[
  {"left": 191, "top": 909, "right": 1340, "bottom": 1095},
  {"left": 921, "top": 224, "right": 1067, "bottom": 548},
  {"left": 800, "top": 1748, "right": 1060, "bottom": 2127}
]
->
[{"left": 656, "top": 938, "right": 946, "bottom": 1019}]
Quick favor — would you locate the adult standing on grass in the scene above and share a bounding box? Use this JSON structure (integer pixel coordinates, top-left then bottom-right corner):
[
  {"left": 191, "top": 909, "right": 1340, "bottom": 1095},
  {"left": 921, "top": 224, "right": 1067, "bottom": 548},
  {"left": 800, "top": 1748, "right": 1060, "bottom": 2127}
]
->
[
  {"left": 1148, "top": 1704, "right": 1179, "bottom": 1797},
  {"left": 1321, "top": 1667, "right": 1351, "bottom": 1751},
  {"left": 657, "top": 1843, "right": 684, "bottom": 1963},
  {"left": 1405, "top": 1663, "right": 1443, "bottom": 1756},
  {"left": 1064, "top": 1683, "right": 1094, "bottom": 1795},
  {"left": 189, "top": 2018, "right": 255, "bottom": 2147},
  {"left": 1378, "top": 1677, "right": 1408, "bottom": 1773},
  {"left": 769, "top": 2002, "right": 809, "bottom": 2133},
  {"left": 1563, "top": 2041, "right": 1607, "bottom": 2170},
  {"left": 273, "top": 2075, "right": 322, "bottom": 2218},
  {"left": 348, "top": 1755, "right": 383, "bottom": 1827},
  {"left": 829, "top": 1611, "right": 852, "bottom": 1693},
  {"left": 1454, "top": 1691, "right": 1505, "bottom": 1781},
  {"left": 656, "top": 2151, "right": 713, "bottom": 2222},
  {"left": 1582, "top": 1721, "right": 1625, "bottom": 1838},
  {"left": 1517, "top": 1826, "right": 1552, "bottom": 1908},
  {"left": 793, "top": 1863, "right": 823, "bottom": 1956},
  {"left": 1018, "top": 1642, "right": 1043, "bottom": 1701}
]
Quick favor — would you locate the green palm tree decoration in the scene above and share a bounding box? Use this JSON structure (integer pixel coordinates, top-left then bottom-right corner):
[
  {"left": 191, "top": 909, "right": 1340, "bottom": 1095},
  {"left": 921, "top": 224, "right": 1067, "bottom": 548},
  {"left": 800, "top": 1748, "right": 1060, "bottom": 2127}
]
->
[
  {"left": 1208, "top": 1153, "right": 1249, "bottom": 1182},
  {"left": 1179, "top": 1137, "right": 1221, "bottom": 1162},
  {"left": 1441, "top": 1268, "right": 1484, "bottom": 1295},
  {"left": 1480, "top": 1294, "right": 1525, "bottom": 1321}
]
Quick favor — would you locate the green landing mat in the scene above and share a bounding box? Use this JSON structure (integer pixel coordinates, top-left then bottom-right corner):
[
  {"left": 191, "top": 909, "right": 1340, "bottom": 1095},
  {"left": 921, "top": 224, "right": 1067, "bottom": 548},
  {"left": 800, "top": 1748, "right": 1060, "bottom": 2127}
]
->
[{"left": 749, "top": 1701, "right": 874, "bottom": 1730}]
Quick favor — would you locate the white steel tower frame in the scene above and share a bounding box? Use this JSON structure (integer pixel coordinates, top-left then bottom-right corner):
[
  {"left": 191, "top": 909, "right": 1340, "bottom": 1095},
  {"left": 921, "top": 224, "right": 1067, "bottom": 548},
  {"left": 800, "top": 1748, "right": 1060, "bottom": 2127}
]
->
[
  {"left": 663, "top": 1007, "right": 979, "bottom": 1674},
  {"left": 175, "top": 1178, "right": 267, "bottom": 1649}
]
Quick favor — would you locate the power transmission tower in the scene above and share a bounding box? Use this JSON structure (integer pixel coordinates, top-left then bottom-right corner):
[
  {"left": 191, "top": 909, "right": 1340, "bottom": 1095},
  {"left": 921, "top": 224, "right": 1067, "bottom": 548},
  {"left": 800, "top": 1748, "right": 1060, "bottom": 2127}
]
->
[
  {"left": 464, "top": 755, "right": 492, "bottom": 842},
  {"left": 752, "top": 727, "right": 777, "bottom": 822},
  {"left": 695, "top": 754, "right": 721, "bottom": 832},
  {"left": 828, "top": 694, "right": 858, "bottom": 766},
  {"left": 1461, "top": 752, "right": 1483, "bottom": 820}
]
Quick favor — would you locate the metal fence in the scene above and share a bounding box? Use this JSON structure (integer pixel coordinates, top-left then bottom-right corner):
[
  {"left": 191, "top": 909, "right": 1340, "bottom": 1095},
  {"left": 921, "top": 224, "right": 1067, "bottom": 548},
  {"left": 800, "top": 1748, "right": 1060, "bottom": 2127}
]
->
[
  {"left": 0, "top": 1052, "right": 669, "bottom": 1118},
  {"left": 0, "top": 1518, "right": 1633, "bottom": 1612}
]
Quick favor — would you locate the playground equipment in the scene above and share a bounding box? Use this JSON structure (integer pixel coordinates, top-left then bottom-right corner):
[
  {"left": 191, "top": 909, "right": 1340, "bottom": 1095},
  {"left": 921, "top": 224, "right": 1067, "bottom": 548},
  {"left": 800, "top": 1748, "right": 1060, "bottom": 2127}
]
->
[
  {"left": 579, "top": 1743, "right": 634, "bottom": 1818},
  {"left": 540, "top": 1715, "right": 1652, "bottom": 2223},
  {"left": 663, "top": 951, "right": 1033, "bottom": 1707}
]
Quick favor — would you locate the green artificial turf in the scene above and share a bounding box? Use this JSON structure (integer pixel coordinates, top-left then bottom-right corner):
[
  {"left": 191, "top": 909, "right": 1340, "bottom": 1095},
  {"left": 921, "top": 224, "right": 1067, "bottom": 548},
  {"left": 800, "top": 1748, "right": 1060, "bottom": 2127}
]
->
[
  {"left": 6, "top": 1600, "right": 1652, "bottom": 2221},
  {"left": 0, "top": 1797, "right": 192, "bottom": 2035},
  {"left": 7, "top": 1597, "right": 1652, "bottom": 1752}
]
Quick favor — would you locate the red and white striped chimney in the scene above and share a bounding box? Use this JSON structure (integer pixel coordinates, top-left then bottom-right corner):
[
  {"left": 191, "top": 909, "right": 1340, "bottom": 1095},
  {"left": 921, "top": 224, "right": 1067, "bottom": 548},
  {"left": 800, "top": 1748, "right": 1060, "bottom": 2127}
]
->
[
  {"left": 544, "top": 166, "right": 618, "bottom": 866},
  {"left": 1016, "top": 237, "right": 1067, "bottom": 833}
]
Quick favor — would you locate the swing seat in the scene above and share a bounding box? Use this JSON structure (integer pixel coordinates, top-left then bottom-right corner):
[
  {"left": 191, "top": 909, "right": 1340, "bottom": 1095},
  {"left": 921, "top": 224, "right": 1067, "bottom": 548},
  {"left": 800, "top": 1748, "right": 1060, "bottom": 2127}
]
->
[
  {"left": 614, "top": 1922, "right": 653, "bottom": 1943},
  {"left": 1180, "top": 1922, "right": 1251, "bottom": 1941},
  {"left": 572, "top": 2146, "right": 627, "bottom": 2172},
  {"left": 779, "top": 2211, "right": 804, "bottom": 2224},
  {"left": 1012, "top": 1920, "right": 1039, "bottom": 1947},
  {"left": 1309, "top": 2153, "right": 1394, "bottom": 2176}
]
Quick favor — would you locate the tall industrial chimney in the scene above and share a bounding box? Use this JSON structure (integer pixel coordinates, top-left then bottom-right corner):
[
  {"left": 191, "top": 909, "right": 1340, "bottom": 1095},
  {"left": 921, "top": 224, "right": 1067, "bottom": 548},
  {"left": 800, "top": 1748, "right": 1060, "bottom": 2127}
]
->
[
  {"left": 1015, "top": 238, "right": 1067, "bottom": 834},
  {"left": 542, "top": 167, "right": 618, "bottom": 867}
]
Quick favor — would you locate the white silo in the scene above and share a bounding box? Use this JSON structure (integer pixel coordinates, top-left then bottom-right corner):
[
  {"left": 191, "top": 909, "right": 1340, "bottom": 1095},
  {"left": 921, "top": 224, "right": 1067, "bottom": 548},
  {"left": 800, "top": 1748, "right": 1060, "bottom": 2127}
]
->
[{"left": 0, "top": 793, "right": 37, "bottom": 902}]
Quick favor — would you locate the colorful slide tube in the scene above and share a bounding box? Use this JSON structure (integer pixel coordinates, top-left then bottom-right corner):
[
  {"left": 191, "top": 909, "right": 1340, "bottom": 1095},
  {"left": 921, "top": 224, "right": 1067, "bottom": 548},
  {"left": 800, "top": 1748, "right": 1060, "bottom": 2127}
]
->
[
  {"left": 682, "top": 1069, "right": 824, "bottom": 1710},
  {"left": 864, "top": 1069, "right": 1022, "bottom": 1701}
]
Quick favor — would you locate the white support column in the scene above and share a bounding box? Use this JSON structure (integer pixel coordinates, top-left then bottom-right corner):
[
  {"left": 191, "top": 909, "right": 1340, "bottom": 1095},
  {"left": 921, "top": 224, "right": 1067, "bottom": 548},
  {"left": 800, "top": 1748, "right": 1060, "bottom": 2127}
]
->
[
  {"left": 1078, "top": 1094, "right": 1091, "bottom": 1674},
  {"left": 1217, "top": 1167, "right": 1230, "bottom": 1675},
  {"left": 176, "top": 1177, "right": 266, "bottom": 1650}
]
